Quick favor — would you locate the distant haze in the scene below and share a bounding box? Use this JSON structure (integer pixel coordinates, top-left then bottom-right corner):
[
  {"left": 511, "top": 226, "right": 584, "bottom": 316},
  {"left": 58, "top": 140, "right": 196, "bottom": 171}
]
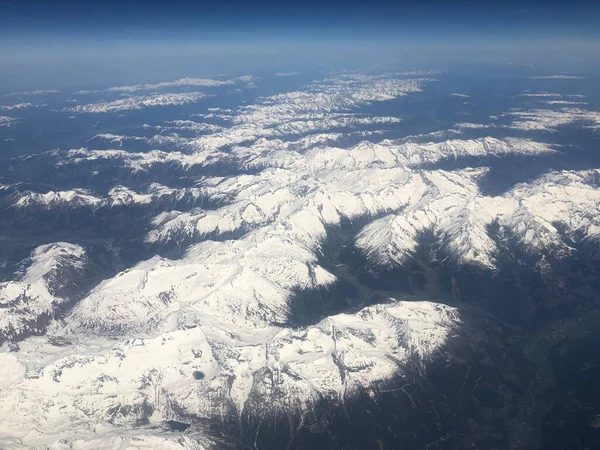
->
[{"left": 1, "top": 0, "right": 600, "bottom": 90}]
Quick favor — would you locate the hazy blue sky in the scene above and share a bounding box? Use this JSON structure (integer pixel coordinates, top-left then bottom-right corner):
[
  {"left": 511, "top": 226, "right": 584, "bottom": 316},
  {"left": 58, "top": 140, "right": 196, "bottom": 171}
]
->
[
  {"left": 1, "top": 0, "right": 599, "bottom": 90},
  {"left": 2, "top": 0, "right": 599, "bottom": 37}
]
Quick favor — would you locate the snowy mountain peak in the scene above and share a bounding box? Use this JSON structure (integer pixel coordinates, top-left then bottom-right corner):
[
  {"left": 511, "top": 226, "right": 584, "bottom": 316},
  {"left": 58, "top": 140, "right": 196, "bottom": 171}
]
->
[{"left": 0, "top": 243, "right": 88, "bottom": 345}]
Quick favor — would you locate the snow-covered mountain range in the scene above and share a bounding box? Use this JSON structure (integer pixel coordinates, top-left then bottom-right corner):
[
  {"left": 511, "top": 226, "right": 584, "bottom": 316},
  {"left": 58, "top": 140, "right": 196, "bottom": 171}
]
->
[{"left": 1, "top": 69, "right": 600, "bottom": 449}]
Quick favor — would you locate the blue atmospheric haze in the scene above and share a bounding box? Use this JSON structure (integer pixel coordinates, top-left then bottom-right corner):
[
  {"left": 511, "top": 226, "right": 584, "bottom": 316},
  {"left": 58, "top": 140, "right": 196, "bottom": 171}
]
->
[{"left": 0, "top": 0, "right": 599, "bottom": 90}]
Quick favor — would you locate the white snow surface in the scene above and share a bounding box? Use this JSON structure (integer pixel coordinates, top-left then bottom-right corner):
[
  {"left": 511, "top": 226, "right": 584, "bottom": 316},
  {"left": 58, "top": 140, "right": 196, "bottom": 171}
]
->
[
  {"left": 9, "top": 183, "right": 218, "bottom": 210},
  {"left": 0, "top": 116, "right": 16, "bottom": 127},
  {"left": 0, "top": 298, "right": 459, "bottom": 447},
  {"left": 358, "top": 169, "right": 600, "bottom": 269},
  {"left": 3, "top": 71, "right": 600, "bottom": 447},
  {"left": 0, "top": 243, "right": 87, "bottom": 343},
  {"left": 65, "top": 93, "right": 206, "bottom": 113},
  {"left": 106, "top": 77, "right": 237, "bottom": 93},
  {"left": 505, "top": 107, "right": 600, "bottom": 131},
  {"left": 0, "top": 103, "right": 33, "bottom": 111},
  {"left": 2, "top": 89, "right": 59, "bottom": 98},
  {"left": 527, "top": 75, "right": 586, "bottom": 79}
]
